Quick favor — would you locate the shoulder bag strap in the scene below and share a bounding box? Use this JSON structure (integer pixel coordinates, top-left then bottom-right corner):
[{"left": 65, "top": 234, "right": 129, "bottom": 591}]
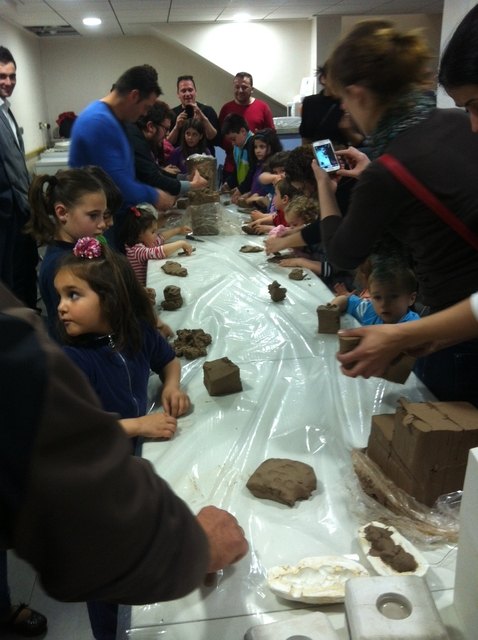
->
[{"left": 378, "top": 153, "right": 478, "bottom": 252}]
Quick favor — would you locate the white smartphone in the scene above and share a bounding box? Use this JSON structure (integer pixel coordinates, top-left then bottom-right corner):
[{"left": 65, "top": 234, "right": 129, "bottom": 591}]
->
[{"left": 312, "top": 139, "right": 340, "bottom": 172}]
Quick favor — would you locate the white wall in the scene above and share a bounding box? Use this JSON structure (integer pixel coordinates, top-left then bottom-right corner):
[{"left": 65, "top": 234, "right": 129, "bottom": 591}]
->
[
  {"left": 0, "top": 19, "right": 49, "bottom": 153},
  {"left": 152, "top": 21, "right": 312, "bottom": 107}
]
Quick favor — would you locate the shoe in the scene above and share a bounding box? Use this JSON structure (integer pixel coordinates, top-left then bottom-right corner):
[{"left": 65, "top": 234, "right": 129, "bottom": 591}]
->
[{"left": 0, "top": 603, "right": 47, "bottom": 637}]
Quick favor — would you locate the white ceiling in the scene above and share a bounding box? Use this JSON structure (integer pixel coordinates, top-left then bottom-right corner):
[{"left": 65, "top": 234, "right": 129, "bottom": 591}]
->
[{"left": 0, "top": 0, "right": 444, "bottom": 37}]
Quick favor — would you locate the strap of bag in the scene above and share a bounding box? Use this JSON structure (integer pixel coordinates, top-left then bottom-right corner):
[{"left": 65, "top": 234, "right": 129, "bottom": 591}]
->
[{"left": 378, "top": 153, "right": 478, "bottom": 251}]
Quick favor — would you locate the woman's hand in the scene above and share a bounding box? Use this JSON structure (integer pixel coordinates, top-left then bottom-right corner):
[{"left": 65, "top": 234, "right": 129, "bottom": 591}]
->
[
  {"left": 311, "top": 159, "right": 339, "bottom": 192},
  {"left": 335, "top": 147, "right": 370, "bottom": 179},
  {"left": 336, "top": 325, "right": 408, "bottom": 378},
  {"left": 161, "top": 385, "right": 190, "bottom": 417},
  {"left": 278, "top": 257, "right": 303, "bottom": 268}
]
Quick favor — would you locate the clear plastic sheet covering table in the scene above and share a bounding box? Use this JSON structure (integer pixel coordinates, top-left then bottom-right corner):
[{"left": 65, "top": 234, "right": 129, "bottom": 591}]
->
[{"left": 118, "top": 207, "right": 462, "bottom": 639}]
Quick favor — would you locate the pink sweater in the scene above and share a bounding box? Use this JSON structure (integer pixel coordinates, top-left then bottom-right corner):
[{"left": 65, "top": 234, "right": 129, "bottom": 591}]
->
[{"left": 125, "top": 235, "right": 166, "bottom": 285}]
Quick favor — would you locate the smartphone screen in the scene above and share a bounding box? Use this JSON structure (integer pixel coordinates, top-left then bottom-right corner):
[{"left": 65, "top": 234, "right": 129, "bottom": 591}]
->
[
  {"left": 184, "top": 104, "right": 194, "bottom": 119},
  {"left": 313, "top": 139, "right": 340, "bottom": 172}
]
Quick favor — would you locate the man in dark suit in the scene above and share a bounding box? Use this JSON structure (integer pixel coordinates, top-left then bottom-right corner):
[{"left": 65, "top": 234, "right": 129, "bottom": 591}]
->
[{"left": 0, "top": 46, "right": 38, "bottom": 309}]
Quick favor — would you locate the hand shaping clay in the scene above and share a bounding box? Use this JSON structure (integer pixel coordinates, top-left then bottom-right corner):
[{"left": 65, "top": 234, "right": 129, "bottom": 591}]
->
[
  {"left": 161, "top": 285, "right": 183, "bottom": 310},
  {"left": 161, "top": 261, "right": 188, "bottom": 277},
  {"left": 268, "top": 280, "right": 287, "bottom": 301},
  {"left": 240, "top": 245, "right": 263, "bottom": 253},
  {"left": 247, "top": 458, "right": 317, "bottom": 506}
]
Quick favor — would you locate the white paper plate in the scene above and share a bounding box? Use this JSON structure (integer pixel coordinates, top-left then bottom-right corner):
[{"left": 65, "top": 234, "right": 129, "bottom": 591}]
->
[
  {"left": 267, "top": 555, "right": 369, "bottom": 604},
  {"left": 358, "top": 521, "right": 428, "bottom": 577}
]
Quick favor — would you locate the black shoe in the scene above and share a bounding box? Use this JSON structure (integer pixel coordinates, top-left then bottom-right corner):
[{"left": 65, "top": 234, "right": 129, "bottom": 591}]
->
[{"left": 0, "top": 603, "right": 47, "bottom": 637}]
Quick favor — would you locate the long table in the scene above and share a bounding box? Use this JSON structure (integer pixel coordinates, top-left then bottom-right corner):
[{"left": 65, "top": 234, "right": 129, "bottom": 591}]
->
[{"left": 119, "top": 208, "right": 463, "bottom": 639}]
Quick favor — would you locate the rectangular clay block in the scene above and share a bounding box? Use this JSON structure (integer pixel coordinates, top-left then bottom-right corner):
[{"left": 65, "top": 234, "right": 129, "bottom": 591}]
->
[
  {"left": 393, "top": 398, "right": 478, "bottom": 475},
  {"left": 317, "top": 304, "right": 340, "bottom": 334},
  {"left": 367, "top": 404, "right": 478, "bottom": 506},
  {"left": 381, "top": 353, "right": 416, "bottom": 384},
  {"left": 203, "top": 357, "right": 242, "bottom": 396}
]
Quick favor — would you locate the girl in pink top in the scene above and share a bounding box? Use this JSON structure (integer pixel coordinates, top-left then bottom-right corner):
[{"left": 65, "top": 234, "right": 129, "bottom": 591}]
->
[{"left": 121, "top": 204, "right": 193, "bottom": 285}]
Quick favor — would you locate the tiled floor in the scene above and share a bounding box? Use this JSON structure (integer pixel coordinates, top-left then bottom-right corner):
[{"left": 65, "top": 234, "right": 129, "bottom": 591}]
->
[{"left": 6, "top": 550, "right": 92, "bottom": 639}]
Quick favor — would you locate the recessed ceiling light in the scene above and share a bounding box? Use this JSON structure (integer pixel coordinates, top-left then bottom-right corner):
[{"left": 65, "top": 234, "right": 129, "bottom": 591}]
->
[
  {"left": 83, "top": 17, "right": 102, "bottom": 26},
  {"left": 233, "top": 12, "right": 251, "bottom": 22}
]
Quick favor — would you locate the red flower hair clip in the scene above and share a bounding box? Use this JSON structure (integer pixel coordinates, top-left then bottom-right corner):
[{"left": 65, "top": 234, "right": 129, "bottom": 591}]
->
[
  {"left": 73, "top": 237, "right": 103, "bottom": 259},
  {"left": 131, "top": 206, "right": 142, "bottom": 218}
]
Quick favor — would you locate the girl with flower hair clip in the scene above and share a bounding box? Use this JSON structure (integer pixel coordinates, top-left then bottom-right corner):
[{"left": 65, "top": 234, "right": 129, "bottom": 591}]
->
[
  {"left": 54, "top": 235, "right": 191, "bottom": 640},
  {"left": 119, "top": 203, "right": 194, "bottom": 286},
  {"left": 54, "top": 236, "right": 190, "bottom": 439}
]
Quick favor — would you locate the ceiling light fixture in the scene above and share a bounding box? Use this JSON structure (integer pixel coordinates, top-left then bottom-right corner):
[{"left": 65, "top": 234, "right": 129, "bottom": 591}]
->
[
  {"left": 232, "top": 12, "right": 251, "bottom": 22},
  {"left": 83, "top": 17, "right": 102, "bottom": 26}
]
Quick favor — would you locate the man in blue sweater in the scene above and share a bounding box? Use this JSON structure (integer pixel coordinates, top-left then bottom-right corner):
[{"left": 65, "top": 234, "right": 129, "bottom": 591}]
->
[{"left": 69, "top": 65, "right": 176, "bottom": 241}]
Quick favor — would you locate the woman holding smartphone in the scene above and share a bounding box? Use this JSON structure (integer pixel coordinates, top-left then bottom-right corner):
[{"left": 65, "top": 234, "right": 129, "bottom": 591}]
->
[
  {"left": 272, "top": 18, "right": 478, "bottom": 405},
  {"left": 331, "top": 5, "right": 478, "bottom": 403}
]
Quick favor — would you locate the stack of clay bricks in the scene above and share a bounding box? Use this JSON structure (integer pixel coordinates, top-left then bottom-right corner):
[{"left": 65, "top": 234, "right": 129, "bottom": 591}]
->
[{"left": 367, "top": 398, "right": 478, "bottom": 506}]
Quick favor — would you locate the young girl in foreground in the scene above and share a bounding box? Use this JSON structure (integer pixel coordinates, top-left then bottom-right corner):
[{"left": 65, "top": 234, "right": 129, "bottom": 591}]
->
[
  {"left": 120, "top": 203, "right": 193, "bottom": 285},
  {"left": 27, "top": 169, "right": 109, "bottom": 338},
  {"left": 55, "top": 236, "right": 190, "bottom": 640},
  {"left": 55, "top": 237, "right": 190, "bottom": 435},
  {"left": 168, "top": 118, "right": 210, "bottom": 174}
]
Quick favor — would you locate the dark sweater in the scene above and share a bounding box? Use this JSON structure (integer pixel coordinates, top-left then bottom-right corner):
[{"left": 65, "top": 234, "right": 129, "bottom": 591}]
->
[{"left": 321, "top": 109, "right": 478, "bottom": 311}]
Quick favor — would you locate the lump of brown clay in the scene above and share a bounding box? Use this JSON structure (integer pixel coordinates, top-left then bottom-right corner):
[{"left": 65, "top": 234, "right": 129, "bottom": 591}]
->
[
  {"left": 247, "top": 458, "right": 317, "bottom": 507},
  {"left": 187, "top": 189, "right": 220, "bottom": 205},
  {"left": 338, "top": 336, "right": 361, "bottom": 369},
  {"left": 161, "top": 261, "right": 188, "bottom": 277},
  {"left": 242, "top": 225, "right": 256, "bottom": 235},
  {"left": 175, "top": 197, "right": 189, "bottom": 209},
  {"left": 289, "top": 268, "right": 305, "bottom": 280},
  {"left": 240, "top": 245, "right": 263, "bottom": 253},
  {"left": 364, "top": 524, "right": 417, "bottom": 573},
  {"left": 203, "top": 357, "right": 242, "bottom": 396},
  {"left": 174, "top": 329, "right": 212, "bottom": 359},
  {"left": 161, "top": 285, "right": 183, "bottom": 311},
  {"left": 186, "top": 155, "right": 217, "bottom": 191},
  {"left": 317, "top": 303, "right": 340, "bottom": 334},
  {"left": 268, "top": 280, "right": 287, "bottom": 302}
]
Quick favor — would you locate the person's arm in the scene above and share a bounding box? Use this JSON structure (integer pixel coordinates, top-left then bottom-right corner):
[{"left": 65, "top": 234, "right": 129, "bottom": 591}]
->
[
  {"left": 2, "top": 287, "right": 247, "bottom": 603},
  {"left": 160, "top": 357, "right": 190, "bottom": 417},
  {"left": 264, "top": 229, "right": 305, "bottom": 254},
  {"left": 258, "top": 171, "right": 282, "bottom": 186},
  {"left": 120, "top": 414, "right": 177, "bottom": 439},
  {"left": 167, "top": 110, "right": 188, "bottom": 146},
  {"left": 329, "top": 294, "right": 348, "bottom": 313},
  {"left": 193, "top": 104, "right": 218, "bottom": 141},
  {"left": 160, "top": 225, "right": 192, "bottom": 242},
  {"left": 337, "top": 294, "right": 478, "bottom": 378}
]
